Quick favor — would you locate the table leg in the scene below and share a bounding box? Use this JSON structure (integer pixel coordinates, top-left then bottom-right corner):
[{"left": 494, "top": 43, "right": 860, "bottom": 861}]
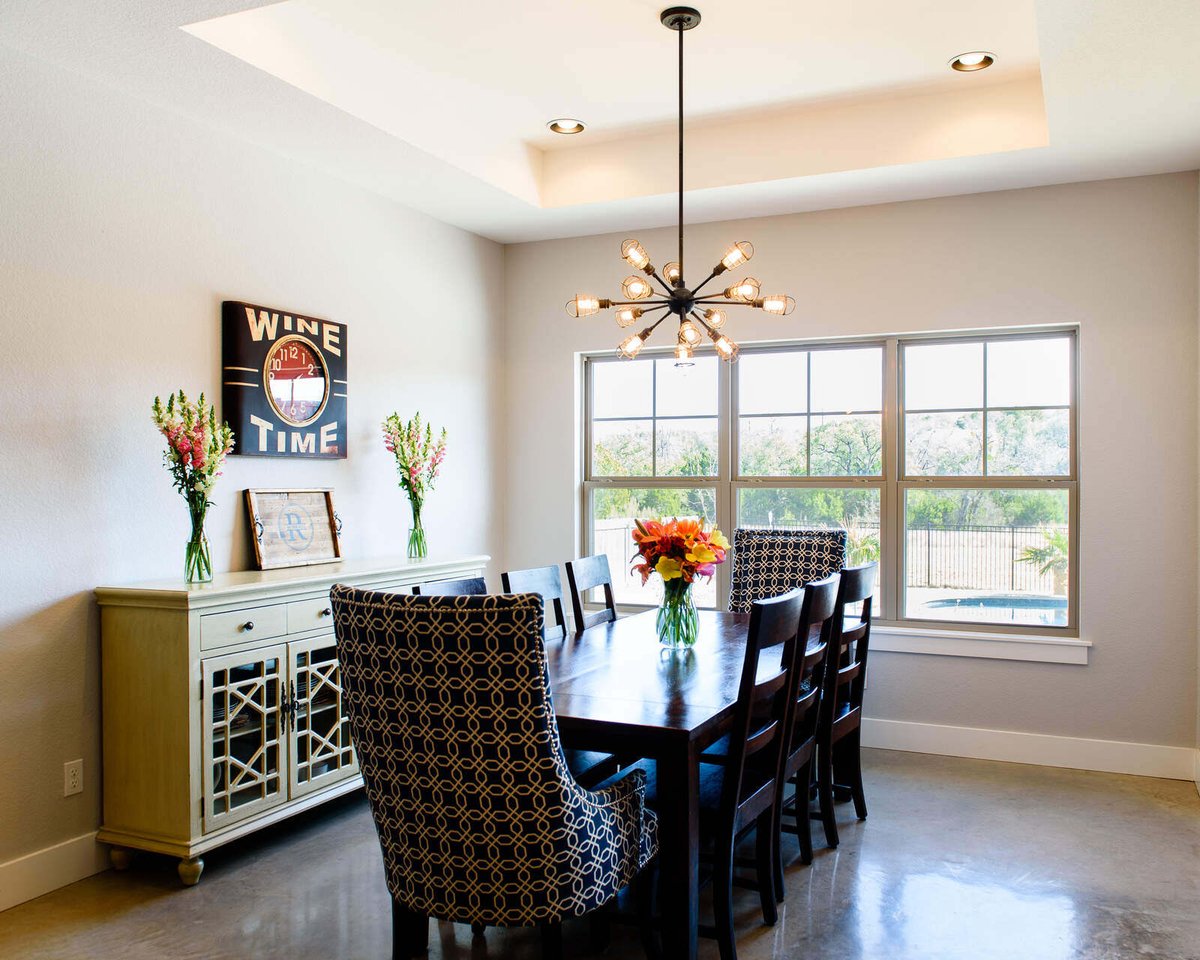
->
[{"left": 656, "top": 741, "right": 699, "bottom": 960}]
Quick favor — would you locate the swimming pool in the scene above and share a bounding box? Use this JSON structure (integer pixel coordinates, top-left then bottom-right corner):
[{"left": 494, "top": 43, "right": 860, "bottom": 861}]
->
[{"left": 922, "top": 593, "right": 1067, "bottom": 627}]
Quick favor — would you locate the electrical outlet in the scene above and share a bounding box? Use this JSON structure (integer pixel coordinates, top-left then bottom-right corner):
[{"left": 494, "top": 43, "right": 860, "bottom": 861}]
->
[{"left": 64, "top": 759, "right": 83, "bottom": 797}]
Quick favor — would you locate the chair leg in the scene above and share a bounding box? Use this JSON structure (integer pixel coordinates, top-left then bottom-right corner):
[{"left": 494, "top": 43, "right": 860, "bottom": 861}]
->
[
  {"left": 832, "top": 738, "right": 854, "bottom": 801},
  {"left": 540, "top": 922, "right": 563, "bottom": 960},
  {"left": 755, "top": 813, "right": 778, "bottom": 925},
  {"left": 770, "top": 781, "right": 787, "bottom": 904},
  {"left": 636, "top": 866, "right": 661, "bottom": 960},
  {"left": 589, "top": 906, "right": 612, "bottom": 951},
  {"left": 470, "top": 921, "right": 486, "bottom": 938},
  {"left": 817, "top": 744, "right": 840, "bottom": 849},
  {"left": 848, "top": 728, "right": 868, "bottom": 820},
  {"left": 796, "top": 761, "right": 815, "bottom": 866},
  {"left": 714, "top": 835, "right": 738, "bottom": 960},
  {"left": 391, "top": 900, "right": 429, "bottom": 960}
]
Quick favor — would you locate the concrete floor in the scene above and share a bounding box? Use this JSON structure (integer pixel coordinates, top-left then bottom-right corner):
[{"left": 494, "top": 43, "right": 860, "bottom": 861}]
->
[{"left": 2, "top": 750, "right": 1199, "bottom": 960}]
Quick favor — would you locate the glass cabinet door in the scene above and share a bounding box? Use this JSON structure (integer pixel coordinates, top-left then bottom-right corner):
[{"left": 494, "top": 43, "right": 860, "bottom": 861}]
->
[
  {"left": 289, "top": 636, "right": 358, "bottom": 798},
  {"left": 202, "top": 646, "right": 288, "bottom": 831}
]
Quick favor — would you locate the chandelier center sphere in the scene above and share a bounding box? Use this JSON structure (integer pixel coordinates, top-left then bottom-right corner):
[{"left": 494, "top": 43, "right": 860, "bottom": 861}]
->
[{"left": 667, "top": 287, "right": 695, "bottom": 316}]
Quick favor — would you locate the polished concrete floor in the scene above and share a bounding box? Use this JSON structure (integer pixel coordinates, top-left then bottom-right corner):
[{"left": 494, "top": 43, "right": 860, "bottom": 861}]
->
[{"left": 2, "top": 750, "right": 1199, "bottom": 960}]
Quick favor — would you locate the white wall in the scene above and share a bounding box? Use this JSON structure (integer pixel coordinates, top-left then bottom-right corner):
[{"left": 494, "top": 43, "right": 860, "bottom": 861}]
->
[
  {"left": 0, "top": 45, "right": 505, "bottom": 866},
  {"left": 504, "top": 173, "right": 1200, "bottom": 751}
]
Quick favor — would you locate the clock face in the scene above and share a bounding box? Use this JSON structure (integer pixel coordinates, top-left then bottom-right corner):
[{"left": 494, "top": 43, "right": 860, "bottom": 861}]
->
[{"left": 265, "top": 336, "right": 328, "bottom": 427}]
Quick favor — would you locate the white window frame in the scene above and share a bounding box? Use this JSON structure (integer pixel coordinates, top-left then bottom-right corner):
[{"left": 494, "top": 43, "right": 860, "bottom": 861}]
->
[{"left": 580, "top": 325, "right": 1081, "bottom": 650}]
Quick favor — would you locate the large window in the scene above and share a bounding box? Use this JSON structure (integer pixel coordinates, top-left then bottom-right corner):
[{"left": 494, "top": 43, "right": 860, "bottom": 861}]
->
[{"left": 583, "top": 329, "right": 1077, "bottom": 635}]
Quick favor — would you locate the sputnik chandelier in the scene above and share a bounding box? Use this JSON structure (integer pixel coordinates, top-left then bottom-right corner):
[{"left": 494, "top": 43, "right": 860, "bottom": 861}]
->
[{"left": 566, "top": 6, "right": 795, "bottom": 365}]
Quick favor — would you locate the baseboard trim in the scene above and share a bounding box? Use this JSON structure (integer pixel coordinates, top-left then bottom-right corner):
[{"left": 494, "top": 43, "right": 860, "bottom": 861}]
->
[
  {"left": 0, "top": 831, "right": 107, "bottom": 913},
  {"left": 862, "top": 717, "right": 1196, "bottom": 780}
]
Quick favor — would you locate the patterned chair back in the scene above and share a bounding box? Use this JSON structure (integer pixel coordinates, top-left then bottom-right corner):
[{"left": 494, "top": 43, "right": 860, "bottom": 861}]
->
[
  {"left": 329, "top": 586, "right": 655, "bottom": 929},
  {"left": 728, "top": 527, "right": 847, "bottom": 613}
]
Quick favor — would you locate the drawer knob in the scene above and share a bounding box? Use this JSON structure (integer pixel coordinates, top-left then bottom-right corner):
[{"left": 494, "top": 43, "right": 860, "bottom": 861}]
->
[
  {"left": 241, "top": 621, "right": 255, "bottom": 632},
  {"left": 319, "top": 607, "right": 332, "bottom": 617}
]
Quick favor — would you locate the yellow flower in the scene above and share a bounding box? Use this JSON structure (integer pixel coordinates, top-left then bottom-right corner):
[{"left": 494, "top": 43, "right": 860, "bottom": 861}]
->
[
  {"left": 710, "top": 529, "right": 730, "bottom": 550},
  {"left": 686, "top": 544, "right": 718, "bottom": 564},
  {"left": 656, "top": 556, "right": 684, "bottom": 580}
]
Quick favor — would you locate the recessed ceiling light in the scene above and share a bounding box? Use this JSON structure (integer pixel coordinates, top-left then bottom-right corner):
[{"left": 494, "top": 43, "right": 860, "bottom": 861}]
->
[
  {"left": 949, "top": 51, "right": 995, "bottom": 72},
  {"left": 547, "top": 118, "right": 586, "bottom": 135}
]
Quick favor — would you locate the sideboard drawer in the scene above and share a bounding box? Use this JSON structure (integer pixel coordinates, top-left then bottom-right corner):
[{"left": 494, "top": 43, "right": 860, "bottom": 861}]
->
[
  {"left": 287, "top": 596, "right": 336, "bottom": 634},
  {"left": 200, "top": 604, "right": 288, "bottom": 650}
]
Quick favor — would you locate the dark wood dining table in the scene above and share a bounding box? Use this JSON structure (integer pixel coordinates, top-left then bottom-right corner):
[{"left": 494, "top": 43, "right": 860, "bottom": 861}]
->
[{"left": 545, "top": 608, "right": 753, "bottom": 960}]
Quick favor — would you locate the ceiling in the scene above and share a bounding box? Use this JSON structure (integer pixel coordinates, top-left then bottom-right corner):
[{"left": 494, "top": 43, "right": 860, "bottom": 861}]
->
[{"left": 1, "top": 1, "right": 1198, "bottom": 243}]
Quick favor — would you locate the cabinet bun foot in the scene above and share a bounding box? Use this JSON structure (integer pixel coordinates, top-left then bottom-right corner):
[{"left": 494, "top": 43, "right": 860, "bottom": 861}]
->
[
  {"left": 177, "top": 857, "right": 205, "bottom": 886},
  {"left": 108, "top": 847, "right": 133, "bottom": 872}
]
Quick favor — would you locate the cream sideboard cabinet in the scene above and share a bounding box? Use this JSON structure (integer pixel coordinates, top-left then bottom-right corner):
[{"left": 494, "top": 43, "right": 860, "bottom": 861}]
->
[{"left": 95, "top": 555, "right": 488, "bottom": 885}]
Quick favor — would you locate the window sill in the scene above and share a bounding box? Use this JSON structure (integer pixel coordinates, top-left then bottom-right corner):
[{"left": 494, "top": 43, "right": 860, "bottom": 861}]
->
[{"left": 871, "top": 625, "right": 1089, "bottom": 664}]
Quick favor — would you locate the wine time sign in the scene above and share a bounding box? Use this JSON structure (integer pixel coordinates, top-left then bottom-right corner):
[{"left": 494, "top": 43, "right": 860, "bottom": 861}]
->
[{"left": 222, "top": 301, "right": 348, "bottom": 459}]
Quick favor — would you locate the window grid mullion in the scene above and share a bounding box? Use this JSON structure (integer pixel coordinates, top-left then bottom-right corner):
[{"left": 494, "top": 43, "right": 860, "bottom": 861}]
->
[
  {"left": 583, "top": 328, "right": 1076, "bottom": 636},
  {"left": 981, "top": 341, "right": 989, "bottom": 478}
]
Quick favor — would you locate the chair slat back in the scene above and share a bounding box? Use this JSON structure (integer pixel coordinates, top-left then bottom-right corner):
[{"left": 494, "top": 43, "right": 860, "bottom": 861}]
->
[
  {"left": 412, "top": 576, "right": 487, "bottom": 597},
  {"left": 720, "top": 588, "right": 805, "bottom": 832},
  {"left": 502, "top": 565, "right": 568, "bottom": 641},
  {"left": 780, "top": 574, "right": 841, "bottom": 783},
  {"left": 821, "top": 563, "right": 877, "bottom": 731},
  {"left": 565, "top": 555, "right": 617, "bottom": 634}
]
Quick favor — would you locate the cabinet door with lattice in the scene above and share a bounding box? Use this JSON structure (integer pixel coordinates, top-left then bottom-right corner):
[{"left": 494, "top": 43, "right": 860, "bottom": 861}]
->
[
  {"left": 202, "top": 646, "right": 289, "bottom": 831},
  {"left": 288, "top": 635, "right": 359, "bottom": 798}
]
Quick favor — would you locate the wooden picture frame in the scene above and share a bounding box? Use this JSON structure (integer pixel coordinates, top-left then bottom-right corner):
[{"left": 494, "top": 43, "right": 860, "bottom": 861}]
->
[{"left": 245, "top": 489, "right": 343, "bottom": 570}]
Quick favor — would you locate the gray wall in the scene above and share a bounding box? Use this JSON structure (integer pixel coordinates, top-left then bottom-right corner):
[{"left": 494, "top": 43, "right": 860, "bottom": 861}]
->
[
  {"left": 503, "top": 173, "right": 1200, "bottom": 750},
  {"left": 0, "top": 45, "right": 506, "bottom": 864}
]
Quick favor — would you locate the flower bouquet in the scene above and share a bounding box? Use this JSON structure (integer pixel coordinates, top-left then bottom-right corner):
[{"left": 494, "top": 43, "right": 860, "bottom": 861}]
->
[
  {"left": 382, "top": 412, "right": 447, "bottom": 559},
  {"left": 632, "top": 518, "right": 730, "bottom": 647},
  {"left": 152, "top": 390, "right": 235, "bottom": 583}
]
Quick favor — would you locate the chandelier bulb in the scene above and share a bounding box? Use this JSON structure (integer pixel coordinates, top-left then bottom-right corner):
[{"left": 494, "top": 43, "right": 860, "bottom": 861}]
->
[
  {"left": 723, "top": 276, "right": 760, "bottom": 302},
  {"left": 621, "top": 239, "right": 653, "bottom": 272},
  {"left": 618, "top": 327, "right": 652, "bottom": 360},
  {"left": 711, "top": 331, "right": 740, "bottom": 362},
  {"left": 678, "top": 318, "right": 702, "bottom": 345},
  {"left": 615, "top": 306, "right": 643, "bottom": 328},
  {"left": 566, "top": 294, "right": 604, "bottom": 318},
  {"left": 758, "top": 294, "right": 796, "bottom": 316},
  {"left": 663, "top": 262, "right": 682, "bottom": 286},
  {"left": 621, "top": 275, "right": 654, "bottom": 300},
  {"left": 674, "top": 338, "right": 695, "bottom": 367},
  {"left": 717, "top": 241, "right": 754, "bottom": 273},
  {"left": 702, "top": 307, "right": 727, "bottom": 329}
]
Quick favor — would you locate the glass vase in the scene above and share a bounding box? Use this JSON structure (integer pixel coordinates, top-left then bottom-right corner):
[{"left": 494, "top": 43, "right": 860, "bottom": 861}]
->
[
  {"left": 407, "top": 500, "right": 427, "bottom": 560},
  {"left": 657, "top": 578, "right": 698, "bottom": 648},
  {"left": 184, "top": 512, "right": 212, "bottom": 584}
]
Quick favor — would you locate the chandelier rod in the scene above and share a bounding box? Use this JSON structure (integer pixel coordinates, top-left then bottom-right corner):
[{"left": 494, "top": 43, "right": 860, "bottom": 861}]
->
[{"left": 677, "top": 20, "right": 684, "bottom": 281}]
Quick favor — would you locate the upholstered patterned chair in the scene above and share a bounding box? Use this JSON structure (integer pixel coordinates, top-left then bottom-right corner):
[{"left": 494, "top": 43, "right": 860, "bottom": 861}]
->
[
  {"left": 728, "top": 527, "right": 847, "bottom": 613},
  {"left": 330, "top": 586, "right": 658, "bottom": 960}
]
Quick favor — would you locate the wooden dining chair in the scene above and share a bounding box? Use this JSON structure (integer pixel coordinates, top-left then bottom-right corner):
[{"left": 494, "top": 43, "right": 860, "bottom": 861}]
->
[
  {"left": 565, "top": 555, "right": 618, "bottom": 635},
  {"left": 773, "top": 574, "right": 840, "bottom": 894},
  {"left": 501, "top": 565, "right": 568, "bottom": 641},
  {"left": 411, "top": 576, "right": 487, "bottom": 596},
  {"left": 502, "top": 565, "right": 618, "bottom": 790},
  {"left": 812, "top": 562, "right": 877, "bottom": 849},
  {"left": 330, "top": 587, "right": 658, "bottom": 960},
  {"left": 628, "top": 588, "right": 804, "bottom": 960}
]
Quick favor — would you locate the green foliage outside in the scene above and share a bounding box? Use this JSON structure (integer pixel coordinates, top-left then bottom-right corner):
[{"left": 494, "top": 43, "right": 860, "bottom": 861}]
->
[
  {"left": 593, "top": 406, "right": 1067, "bottom": 571},
  {"left": 1017, "top": 528, "right": 1070, "bottom": 594}
]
